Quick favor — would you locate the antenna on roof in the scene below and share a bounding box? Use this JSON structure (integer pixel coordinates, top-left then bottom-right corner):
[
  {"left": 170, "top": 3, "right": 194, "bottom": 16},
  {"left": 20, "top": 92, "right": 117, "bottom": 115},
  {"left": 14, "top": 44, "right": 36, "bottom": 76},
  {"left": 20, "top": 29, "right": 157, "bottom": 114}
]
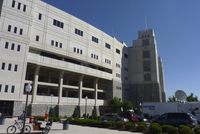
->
[{"left": 145, "top": 16, "right": 148, "bottom": 29}]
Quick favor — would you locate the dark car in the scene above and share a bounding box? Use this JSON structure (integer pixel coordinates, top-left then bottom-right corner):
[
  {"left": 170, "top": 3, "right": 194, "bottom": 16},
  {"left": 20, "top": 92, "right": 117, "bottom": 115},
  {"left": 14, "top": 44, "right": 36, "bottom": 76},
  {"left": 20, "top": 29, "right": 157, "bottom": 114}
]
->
[
  {"left": 100, "top": 113, "right": 129, "bottom": 122},
  {"left": 152, "top": 112, "right": 198, "bottom": 127},
  {"left": 119, "top": 112, "right": 147, "bottom": 122}
]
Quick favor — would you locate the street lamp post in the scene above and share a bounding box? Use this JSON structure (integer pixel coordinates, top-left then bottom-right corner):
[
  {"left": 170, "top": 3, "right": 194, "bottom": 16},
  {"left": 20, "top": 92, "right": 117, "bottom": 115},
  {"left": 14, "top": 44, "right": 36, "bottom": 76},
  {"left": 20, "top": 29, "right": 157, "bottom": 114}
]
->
[
  {"left": 21, "top": 83, "right": 32, "bottom": 134},
  {"left": 85, "top": 96, "right": 88, "bottom": 118}
]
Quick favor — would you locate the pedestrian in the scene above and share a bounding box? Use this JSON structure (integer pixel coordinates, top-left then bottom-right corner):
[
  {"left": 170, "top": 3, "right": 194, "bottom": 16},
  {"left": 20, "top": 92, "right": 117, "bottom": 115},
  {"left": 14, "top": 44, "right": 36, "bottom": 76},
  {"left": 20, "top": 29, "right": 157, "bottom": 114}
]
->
[{"left": 18, "top": 111, "right": 25, "bottom": 121}]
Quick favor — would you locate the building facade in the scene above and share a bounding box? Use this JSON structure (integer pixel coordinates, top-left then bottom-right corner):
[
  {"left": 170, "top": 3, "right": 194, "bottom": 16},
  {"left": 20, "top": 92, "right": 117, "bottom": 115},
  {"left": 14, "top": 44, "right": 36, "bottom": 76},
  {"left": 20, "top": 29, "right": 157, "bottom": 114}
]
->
[{"left": 0, "top": 0, "right": 165, "bottom": 117}]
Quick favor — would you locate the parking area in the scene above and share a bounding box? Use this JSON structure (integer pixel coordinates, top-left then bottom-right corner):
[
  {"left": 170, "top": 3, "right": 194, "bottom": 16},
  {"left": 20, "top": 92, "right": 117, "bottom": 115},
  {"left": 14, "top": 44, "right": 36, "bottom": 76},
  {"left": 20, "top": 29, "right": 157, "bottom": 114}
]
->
[{"left": 0, "top": 118, "right": 142, "bottom": 134}]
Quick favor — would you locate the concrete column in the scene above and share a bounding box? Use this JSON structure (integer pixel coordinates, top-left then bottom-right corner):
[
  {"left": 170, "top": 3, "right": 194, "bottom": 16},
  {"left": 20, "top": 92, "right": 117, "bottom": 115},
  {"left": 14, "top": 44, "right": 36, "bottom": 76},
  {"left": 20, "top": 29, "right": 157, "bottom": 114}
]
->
[
  {"left": 58, "top": 71, "right": 64, "bottom": 105},
  {"left": 94, "top": 78, "right": 98, "bottom": 106},
  {"left": 78, "top": 75, "right": 84, "bottom": 105},
  {"left": 31, "top": 65, "right": 40, "bottom": 103}
]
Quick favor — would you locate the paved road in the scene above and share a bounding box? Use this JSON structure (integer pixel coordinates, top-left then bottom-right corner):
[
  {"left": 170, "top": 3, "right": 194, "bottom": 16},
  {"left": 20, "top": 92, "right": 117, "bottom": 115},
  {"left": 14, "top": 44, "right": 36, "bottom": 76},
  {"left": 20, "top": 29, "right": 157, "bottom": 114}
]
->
[{"left": 0, "top": 118, "right": 142, "bottom": 134}]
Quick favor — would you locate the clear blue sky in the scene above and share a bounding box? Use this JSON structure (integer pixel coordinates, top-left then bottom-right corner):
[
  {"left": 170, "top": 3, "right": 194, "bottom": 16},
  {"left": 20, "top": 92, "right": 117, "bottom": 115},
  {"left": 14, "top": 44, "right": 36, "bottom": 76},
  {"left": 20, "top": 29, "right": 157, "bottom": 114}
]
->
[{"left": 43, "top": 0, "right": 200, "bottom": 100}]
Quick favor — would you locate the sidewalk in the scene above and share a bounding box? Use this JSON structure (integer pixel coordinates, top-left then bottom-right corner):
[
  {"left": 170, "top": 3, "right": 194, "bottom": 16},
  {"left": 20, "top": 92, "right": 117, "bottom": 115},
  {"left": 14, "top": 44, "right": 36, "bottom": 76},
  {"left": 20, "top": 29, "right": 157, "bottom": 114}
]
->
[{"left": 0, "top": 118, "right": 142, "bottom": 134}]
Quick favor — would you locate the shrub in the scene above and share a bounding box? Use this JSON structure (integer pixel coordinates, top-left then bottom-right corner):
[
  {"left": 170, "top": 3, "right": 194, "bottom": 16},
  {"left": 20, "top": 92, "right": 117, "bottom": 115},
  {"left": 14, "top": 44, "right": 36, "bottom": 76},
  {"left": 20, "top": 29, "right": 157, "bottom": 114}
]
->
[
  {"left": 34, "top": 116, "right": 45, "bottom": 121},
  {"left": 124, "top": 122, "right": 135, "bottom": 131},
  {"left": 102, "top": 121, "right": 114, "bottom": 128},
  {"left": 149, "top": 123, "right": 162, "bottom": 134},
  {"left": 72, "top": 106, "right": 80, "bottom": 118},
  {"left": 115, "top": 121, "right": 125, "bottom": 130},
  {"left": 194, "top": 126, "right": 200, "bottom": 134},
  {"left": 135, "top": 122, "right": 147, "bottom": 132},
  {"left": 162, "top": 125, "right": 178, "bottom": 134},
  {"left": 178, "top": 125, "right": 194, "bottom": 134}
]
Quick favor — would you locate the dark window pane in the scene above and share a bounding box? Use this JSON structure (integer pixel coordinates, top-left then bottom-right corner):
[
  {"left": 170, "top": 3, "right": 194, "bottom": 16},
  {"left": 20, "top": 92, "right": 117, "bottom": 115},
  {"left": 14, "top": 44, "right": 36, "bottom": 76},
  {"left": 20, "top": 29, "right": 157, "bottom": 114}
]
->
[
  {"left": 23, "top": 5, "right": 26, "bottom": 12},
  {"left": 5, "top": 42, "right": 9, "bottom": 49},
  {"left": 11, "top": 43, "right": 15, "bottom": 50},
  {"left": 8, "top": 25, "right": 11, "bottom": 32},
  {"left": 143, "top": 50, "right": 150, "bottom": 58},
  {"left": 1, "top": 62, "right": 5, "bottom": 70},
  {"left": 14, "top": 27, "right": 17, "bottom": 33},
  {"left": 8, "top": 64, "right": 12, "bottom": 71},
  {"left": 11, "top": 86, "right": 15, "bottom": 93},
  {"left": 19, "top": 29, "right": 23, "bottom": 35},
  {"left": 143, "top": 60, "right": 151, "bottom": 72},
  {"left": 14, "top": 65, "right": 18, "bottom": 71},
  {"left": 144, "top": 73, "right": 151, "bottom": 81},
  {"left": 5, "top": 85, "right": 8, "bottom": 92},
  {"left": 142, "top": 39, "right": 150, "bottom": 46},
  {"left": 116, "top": 49, "right": 120, "bottom": 54},
  {"left": 17, "top": 45, "right": 21, "bottom": 51},
  {"left": 12, "top": 0, "right": 15, "bottom": 8},
  {"left": 18, "top": 3, "right": 21, "bottom": 10}
]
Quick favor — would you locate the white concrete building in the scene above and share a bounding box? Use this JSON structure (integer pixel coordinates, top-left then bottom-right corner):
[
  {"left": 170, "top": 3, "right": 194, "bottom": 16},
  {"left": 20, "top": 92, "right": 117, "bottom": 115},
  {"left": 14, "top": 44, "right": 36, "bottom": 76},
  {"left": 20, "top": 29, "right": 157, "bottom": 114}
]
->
[{"left": 0, "top": 0, "right": 165, "bottom": 117}]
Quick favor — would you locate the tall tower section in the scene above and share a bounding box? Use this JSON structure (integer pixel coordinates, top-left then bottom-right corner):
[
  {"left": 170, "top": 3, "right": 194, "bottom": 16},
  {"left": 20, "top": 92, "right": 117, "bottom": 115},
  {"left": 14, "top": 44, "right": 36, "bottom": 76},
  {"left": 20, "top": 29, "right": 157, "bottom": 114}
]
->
[{"left": 128, "top": 29, "right": 166, "bottom": 103}]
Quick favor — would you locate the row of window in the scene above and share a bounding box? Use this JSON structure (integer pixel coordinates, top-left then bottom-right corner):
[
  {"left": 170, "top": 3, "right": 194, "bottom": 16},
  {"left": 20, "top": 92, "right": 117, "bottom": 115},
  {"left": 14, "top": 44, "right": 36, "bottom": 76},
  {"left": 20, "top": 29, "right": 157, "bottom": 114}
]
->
[
  {"left": 105, "top": 59, "right": 111, "bottom": 64},
  {"left": 1, "top": 62, "right": 18, "bottom": 72},
  {"left": 53, "top": 19, "right": 64, "bottom": 29},
  {"left": 0, "top": 84, "right": 15, "bottom": 93},
  {"left": 51, "top": 40, "right": 63, "bottom": 48},
  {"left": 73, "top": 47, "right": 83, "bottom": 54},
  {"left": 4, "top": 42, "right": 21, "bottom": 52},
  {"left": 7, "top": 25, "right": 23, "bottom": 35},
  {"left": 143, "top": 60, "right": 151, "bottom": 72},
  {"left": 91, "top": 53, "right": 98, "bottom": 60},
  {"left": 143, "top": 50, "right": 150, "bottom": 59},
  {"left": 12, "top": 0, "right": 26, "bottom": 12}
]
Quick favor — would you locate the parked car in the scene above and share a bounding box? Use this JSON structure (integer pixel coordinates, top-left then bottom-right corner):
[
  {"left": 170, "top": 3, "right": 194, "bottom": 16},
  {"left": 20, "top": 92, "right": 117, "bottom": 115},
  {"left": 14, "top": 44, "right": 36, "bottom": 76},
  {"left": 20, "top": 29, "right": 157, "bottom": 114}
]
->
[
  {"left": 119, "top": 111, "right": 147, "bottom": 122},
  {"left": 152, "top": 112, "right": 198, "bottom": 127},
  {"left": 100, "top": 113, "right": 129, "bottom": 122}
]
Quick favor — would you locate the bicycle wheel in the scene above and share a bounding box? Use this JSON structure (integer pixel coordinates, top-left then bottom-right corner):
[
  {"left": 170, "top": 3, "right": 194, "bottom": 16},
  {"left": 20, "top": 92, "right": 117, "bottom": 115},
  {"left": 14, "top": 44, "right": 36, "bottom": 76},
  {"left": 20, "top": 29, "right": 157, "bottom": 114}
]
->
[
  {"left": 24, "top": 125, "right": 31, "bottom": 134},
  {"left": 6, "top": 125, "right": 16, "bottom": 134}
]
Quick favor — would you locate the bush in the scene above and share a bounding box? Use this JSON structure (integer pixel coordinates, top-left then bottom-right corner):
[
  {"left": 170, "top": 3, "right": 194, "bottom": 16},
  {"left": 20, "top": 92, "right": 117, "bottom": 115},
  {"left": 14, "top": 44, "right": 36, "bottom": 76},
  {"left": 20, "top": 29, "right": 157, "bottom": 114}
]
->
[
  {"left": 34, "top": 116, "right": 45, "bottom": 121},
  {"left": 194, "top": 126, "right": 200, "bottom": 134},
  {"left": 115, "top": 121, "right": 125, "bottom": 130},
  {"left": 149, "top": 123, "right": 162, "bottom": 134},
  {"left": 102, "top": 121, "right": 114, "bottom": 128},
  {"left": 72, "top": 106, "right": 80, "bottom": 118},
  {"left": 179, "top": 125, "right": 194, "bottom": 134},
  {"left": 135, "top": 122, "right": 147, "bottom": 132},
  {"left": 161, "top": 125, "right": 178, "bottom": 134},
  {"left": 124, "top": 122, "right": 135, "bottom": 131}
]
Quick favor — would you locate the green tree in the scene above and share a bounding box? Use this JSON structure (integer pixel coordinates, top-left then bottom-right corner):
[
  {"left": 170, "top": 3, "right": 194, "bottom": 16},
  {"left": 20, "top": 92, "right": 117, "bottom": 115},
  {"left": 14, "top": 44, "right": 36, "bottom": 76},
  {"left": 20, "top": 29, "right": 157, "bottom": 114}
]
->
[
  {"left": 186, "top": 93, "right": 198, "bottom": 102},
  {"left": 167, "top": 96, "right": 177, "bottom": 102},
  {"left": 107, "top": 97, "right": 122, "bottom": 113},
  {"left": 122, "top": 100, "right": 133, "bottom": 112}
]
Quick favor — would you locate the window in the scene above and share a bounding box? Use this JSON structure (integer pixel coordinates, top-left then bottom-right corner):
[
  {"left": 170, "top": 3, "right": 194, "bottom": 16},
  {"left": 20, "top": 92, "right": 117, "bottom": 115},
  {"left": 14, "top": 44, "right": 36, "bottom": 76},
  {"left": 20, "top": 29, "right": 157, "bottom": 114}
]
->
[
  {"left": 8, "top": 64, "right": 12, "bottom": 71},
  {"left": 8, "top": 25, "right": 11, "bottom": 32},
  {"left": 73, "top": 47, "right": 76, "bottom": 52},
  {"left": 11, "top": 86, "right": 15, "bottom": 93},
  {"left": 143, "top": 50, "right": 150, "bottom": 58},
  {"left": 116, "top": 73, "right": 121, "bottom": 78},
  {"left": 116, "top": 63, "right": 120, "bottom": 68},
  {"left": 143, "top": 60, "right": 151, "bottom": 72},
  {"left": 19, "top": 29, "right": 23, "bottom": 35},
  {"left": 36, "top": 35, "right": 39, "bottom": 41},
  {"left": 17, "top": 45, "right": 21, "bottom": 51},
  {"left": 1, "top": 63, "right": 5, "bottom": 70},
  {"left": 105, "top": 43, "right": 111, "bottom": 49},
  {"left": 14, "top": 27, "right": 17, "bottom": 33},
  {"left": 144, "top": 73, "right": 151, "bottom": 81},
  {"left": 11, "top": 43, "right": 15, "bottom": 50},
  {"left": 12, "top": 0, "right": 15, "bottom": 8},
  {"left": 80, "top": 50, "right": 82, "bottom": 54},
  {"left": 59, "top": 43, "right": 62, "bottom": 48},
  {"left": 5, "top": 85, "right": 8, "bottom": 92},
  {"left": 142, "top": 39, "right": 150, "bottom": 46},
  {"left": 53, "top": 19, "right": 64, "bottom": 28},
  {"left": 92, "top": 36, "right": 98, "bottom": 43},
  {"left": 91, "top": 53, "right": 93, "bottom": 58},
  {"left": 14, "top": 65, "right": 18, "bottom": 71},
  {"left": 116, "top": 49, "right": 120, "bottom": 54},
  {"left": 124, "top": 53, "right": 128, "bottom": 58},
  {"left": 55, "top": 42, "right": 58, "bottom": 47},
  {"left": 77, "top": 49, "right": 79, "bottom": 53},
  {"left": 0, "top": 84, "right": 1, "bottom": 92},
  {"left": 5, "top": 42, "right": 9, "bottom": 49},
  {"left": 23, "top": 5, "right": 26, "bottom": 12},
  {"left": 75, "top": 28, "right": 83, "bottom": 36},
  {"left": 38, "top": 13, "right": 42, "bottom": 20},
  {"left": 17, "top": 3, "right": 21, "bottom": 10},
  {"left": 51, "top": 40, "right": 54, "bottom": 46}
]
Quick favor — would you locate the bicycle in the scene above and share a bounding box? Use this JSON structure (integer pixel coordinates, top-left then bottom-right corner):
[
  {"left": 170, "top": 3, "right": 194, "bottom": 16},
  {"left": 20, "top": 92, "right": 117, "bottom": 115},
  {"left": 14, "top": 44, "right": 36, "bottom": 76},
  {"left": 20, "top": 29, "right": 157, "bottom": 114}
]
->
[{"left": 6, "top": 119, "right": 31, "bottom": 134}]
